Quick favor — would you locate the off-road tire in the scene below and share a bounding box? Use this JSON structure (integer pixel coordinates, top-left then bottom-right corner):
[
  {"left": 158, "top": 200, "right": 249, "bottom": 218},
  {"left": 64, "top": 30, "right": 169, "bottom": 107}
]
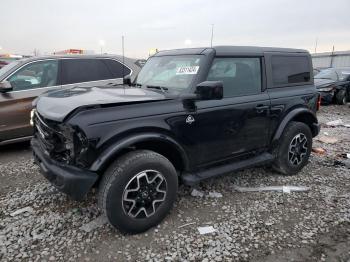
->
[
  {"left": 98, "top": 150, "right": 178, "bottom": 234},
  {"left": 273, "top": 121, "right": 312, "bottom": 175},
  {"left": 335, "top": 89, "right": 347, "bottom": 105}
]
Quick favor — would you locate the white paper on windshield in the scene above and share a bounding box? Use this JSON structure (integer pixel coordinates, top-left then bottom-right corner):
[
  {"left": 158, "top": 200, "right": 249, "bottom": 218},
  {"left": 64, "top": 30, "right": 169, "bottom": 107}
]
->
[{"left": 176, "top": 66, "right": 199, "bottom": 75}]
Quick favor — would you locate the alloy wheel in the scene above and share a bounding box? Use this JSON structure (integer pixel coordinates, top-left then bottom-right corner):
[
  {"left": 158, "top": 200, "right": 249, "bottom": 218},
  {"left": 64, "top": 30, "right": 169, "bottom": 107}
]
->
[
  {"left": 288, "top": 133, "right": 308, "bottom": 166},
  {"left": 122, "top": 170, "right": 167, "bottom": 219}
]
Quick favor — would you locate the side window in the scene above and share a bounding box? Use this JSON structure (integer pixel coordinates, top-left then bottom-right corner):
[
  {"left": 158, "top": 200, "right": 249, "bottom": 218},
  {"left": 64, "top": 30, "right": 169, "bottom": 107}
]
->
[
  {"left": 7, "top": 60, "right": 58, "bottom": 91},
  {"left": 271, "top": 56, "right": 310, "bottom": 86},
  {"left": 103, "top": 59, "right": 131, "bottom": 78},
  {"left": 61, "top": 59, "right": 113, "bottom": 85},
  {"left": 207, "top": 57, "right": 262, "bottom": 97}
]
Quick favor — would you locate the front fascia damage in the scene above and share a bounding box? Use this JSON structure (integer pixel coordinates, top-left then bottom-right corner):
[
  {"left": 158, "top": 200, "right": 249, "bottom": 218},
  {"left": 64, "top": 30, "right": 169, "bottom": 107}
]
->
[{"left": 34, "top": 112, "right": 90, "bottom": 168}]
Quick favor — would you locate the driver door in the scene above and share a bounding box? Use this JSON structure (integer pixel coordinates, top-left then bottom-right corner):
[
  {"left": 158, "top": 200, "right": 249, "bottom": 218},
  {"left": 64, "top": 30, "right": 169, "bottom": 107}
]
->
[
  {"left": 180, "top": 57, "right": 271, "bottom": 167},
  {"left": 0, "top": 59, "right": 60, "bottom": 142}
]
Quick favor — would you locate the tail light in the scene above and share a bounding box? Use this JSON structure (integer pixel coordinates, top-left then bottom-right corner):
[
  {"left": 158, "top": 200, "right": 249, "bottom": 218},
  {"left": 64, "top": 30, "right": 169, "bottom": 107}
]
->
[{"left": 316, "top": 94, "right": 321, "bottom": 111}]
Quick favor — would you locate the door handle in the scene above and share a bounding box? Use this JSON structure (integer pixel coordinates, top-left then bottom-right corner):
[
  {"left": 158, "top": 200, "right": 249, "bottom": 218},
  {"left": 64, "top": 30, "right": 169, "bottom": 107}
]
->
[{"left": 255, "top": 105, "right": 269, "bottom": 113}]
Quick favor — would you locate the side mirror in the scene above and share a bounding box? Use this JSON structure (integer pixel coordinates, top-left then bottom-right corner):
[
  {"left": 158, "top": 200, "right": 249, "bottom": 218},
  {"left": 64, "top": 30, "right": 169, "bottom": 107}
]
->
[
  {"left": 195, "top": 81, "right": 223, "bottom": 100},
  {"left": 123, "top": 75, "right": 132, "bottom": 85},
  {"left": 0, "top": 81, "right": 13, "bottom": 93}
]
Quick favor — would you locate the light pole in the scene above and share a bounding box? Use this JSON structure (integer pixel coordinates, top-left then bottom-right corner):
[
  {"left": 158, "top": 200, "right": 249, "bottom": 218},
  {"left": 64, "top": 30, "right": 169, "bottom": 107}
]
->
[
  {"left": 314, "top": 37, "right": 318, "bottom": 54},
  {"left": 210, "top": 24, "right": 214, "bottom": 47}
]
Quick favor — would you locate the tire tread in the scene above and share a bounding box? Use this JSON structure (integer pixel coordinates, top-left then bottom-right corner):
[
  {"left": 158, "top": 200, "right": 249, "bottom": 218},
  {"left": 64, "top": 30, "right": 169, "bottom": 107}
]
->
[
  {"left": 273, "top": 121, "right": 312, "bottom": 176},
  {"left": 98, "top": 150, "right": 177, "bottom": 233}
]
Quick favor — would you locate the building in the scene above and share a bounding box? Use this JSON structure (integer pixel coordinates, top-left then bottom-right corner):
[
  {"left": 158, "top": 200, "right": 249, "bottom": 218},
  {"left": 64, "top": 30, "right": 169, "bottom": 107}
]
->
[
  {"left": 53, "top": 49, "right": 95, "bottom": 55},
  {"left": 312, "top": 50, "right": 350, "bottom": 68}
]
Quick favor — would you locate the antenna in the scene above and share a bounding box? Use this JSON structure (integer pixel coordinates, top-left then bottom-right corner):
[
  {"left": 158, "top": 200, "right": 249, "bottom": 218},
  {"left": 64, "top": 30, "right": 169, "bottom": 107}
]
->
[
  {"left": 122, "top": 35, "right": 125, "bottom": 86},
  {"left": 210, "top": 24, "right": 214, "bottom": 47}
]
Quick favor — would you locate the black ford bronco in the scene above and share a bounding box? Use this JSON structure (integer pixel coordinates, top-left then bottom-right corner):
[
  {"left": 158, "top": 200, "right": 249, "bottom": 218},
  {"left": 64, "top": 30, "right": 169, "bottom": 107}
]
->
[{"left": 31, "top": 46, "right": 320, "bottom": 233}]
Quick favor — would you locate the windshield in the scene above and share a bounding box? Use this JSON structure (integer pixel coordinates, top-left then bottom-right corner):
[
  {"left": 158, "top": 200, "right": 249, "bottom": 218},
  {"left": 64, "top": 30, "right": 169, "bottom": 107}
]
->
[
  {"left": 0, "top": 61, "right": 20, "bottom": 78},
  {"left": 337, "top": 69, "right": 350, "bottom": 81},
  {"left": 314, "top": 68, "right": 338, "bottom": 81},
  {"left": 136, "top": 55, "right": 203, "bottom": 91}
]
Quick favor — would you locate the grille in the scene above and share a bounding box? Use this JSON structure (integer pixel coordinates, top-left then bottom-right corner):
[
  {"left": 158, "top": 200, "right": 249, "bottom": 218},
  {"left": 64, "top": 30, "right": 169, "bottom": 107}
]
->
[{"left": 35, "top": 113, "right": 56, "bottom": 151}]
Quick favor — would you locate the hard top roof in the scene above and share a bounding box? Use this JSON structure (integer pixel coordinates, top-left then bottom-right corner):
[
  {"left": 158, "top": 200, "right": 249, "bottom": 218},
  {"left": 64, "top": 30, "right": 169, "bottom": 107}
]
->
[{"left": 154, "top": 46, "right": 308, "bottom": 56}]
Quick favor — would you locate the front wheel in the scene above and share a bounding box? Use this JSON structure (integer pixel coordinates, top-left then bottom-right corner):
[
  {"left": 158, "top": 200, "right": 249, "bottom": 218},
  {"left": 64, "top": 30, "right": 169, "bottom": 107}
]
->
[
  {"left": 98, "top": 150, "right": 178, "bottom": 234},
  {"left": 273, "top": 121, "right": 312, "bottom": 175}
]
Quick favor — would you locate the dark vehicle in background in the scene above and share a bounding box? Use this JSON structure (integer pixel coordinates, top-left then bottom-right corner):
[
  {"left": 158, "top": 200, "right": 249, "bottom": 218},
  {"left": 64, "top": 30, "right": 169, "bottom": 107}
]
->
[
  {"left": 0, "top": 55, "right": 141, "bottom": 145},
  {"left": 0, "top": 60, "right": 8, "bottom": 69},
  {"left": 0, "top": 57, "right": 19, "bottom": 69},
  {"left": 314, "top": 67, "right": 350, "bottom": 105},
  {"left": 134, "top": 59, "right": 147, "bottom": 67},
  {"left": 31, "top": 46, "right": 320, "bottom": 234},
  {"left": 0, "top": 55, "right": 25, "bottom": 69}
]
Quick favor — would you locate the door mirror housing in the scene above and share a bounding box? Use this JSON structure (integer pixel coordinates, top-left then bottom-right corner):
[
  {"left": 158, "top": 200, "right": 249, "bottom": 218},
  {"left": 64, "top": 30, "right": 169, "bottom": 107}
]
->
[
  {"left": 0, "top": 81, "right": 13, "bottom": 93},
  {"left": 123, "top": 75, "right": 132, "bottom": 85},
  {"left": 195, "top": 81, "right": 223, "bottom": 100}
]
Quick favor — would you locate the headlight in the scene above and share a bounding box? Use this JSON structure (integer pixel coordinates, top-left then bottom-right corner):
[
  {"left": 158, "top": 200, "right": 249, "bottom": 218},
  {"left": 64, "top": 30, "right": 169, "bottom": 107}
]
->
[
  {"left": 30, "top": 109, "right": 36, "bottom": 126},
  {"left": 318, "top": 86, "right": 334, "bottom": 92}
]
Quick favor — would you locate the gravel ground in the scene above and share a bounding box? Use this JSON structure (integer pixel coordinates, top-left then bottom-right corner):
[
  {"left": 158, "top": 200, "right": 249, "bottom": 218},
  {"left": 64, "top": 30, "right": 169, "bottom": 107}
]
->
[{"left": 0, "top": 105, "right": 349, "bottom": 262}]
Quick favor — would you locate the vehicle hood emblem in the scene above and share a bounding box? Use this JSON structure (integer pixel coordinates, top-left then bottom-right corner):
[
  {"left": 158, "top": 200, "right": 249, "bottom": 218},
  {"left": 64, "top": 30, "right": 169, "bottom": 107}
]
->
[{"left": 186, "top": 115, "right": 195, "bottom": 124}]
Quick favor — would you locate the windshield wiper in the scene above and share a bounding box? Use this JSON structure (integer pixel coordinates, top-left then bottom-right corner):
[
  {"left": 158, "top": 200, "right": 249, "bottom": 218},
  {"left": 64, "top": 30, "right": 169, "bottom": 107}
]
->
[
  {"left": 316, "top": 77, "right": 332, "bottom": 80},
  {"left": 146, "top": 85, "right": 168, "bottom": 93}
]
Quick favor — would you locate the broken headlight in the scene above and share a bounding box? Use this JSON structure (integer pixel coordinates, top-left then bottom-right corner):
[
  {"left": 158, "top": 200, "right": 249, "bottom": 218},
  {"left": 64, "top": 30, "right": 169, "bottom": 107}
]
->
[
  {"left": 74, "top": 128, "right": 90, "bottom": 168},
  {"left": 50, "top": 124, "right": 75, "bottom": 164}
]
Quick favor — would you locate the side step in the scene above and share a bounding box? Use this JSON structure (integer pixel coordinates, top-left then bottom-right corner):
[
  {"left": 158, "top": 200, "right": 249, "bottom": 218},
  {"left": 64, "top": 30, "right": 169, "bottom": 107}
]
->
[{"left": 181, "top": 153, "right": 275, "bottom": 186}]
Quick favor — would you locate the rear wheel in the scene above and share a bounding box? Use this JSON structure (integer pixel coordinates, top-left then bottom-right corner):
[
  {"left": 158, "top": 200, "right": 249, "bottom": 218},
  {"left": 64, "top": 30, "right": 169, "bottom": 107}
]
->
[
  {"left": 335, "top": 89, "right": 347, "bottom": 105},
  {"left": 273, "top": 121, "right": 312, "bottom": 175},
  {"left": 98, "top": 150, "right": 178, "bottom": 234}
]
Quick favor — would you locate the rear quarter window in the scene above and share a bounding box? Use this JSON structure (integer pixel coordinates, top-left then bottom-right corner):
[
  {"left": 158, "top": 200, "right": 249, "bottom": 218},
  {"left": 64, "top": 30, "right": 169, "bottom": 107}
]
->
[
  {"left": 61, "top": 59, "right": 113, "bottom": 85},
  {"left": 271, "top": 55, "right": 311, "bottom": 87},
  {"left": 103, "top": 59, "right": 131, "bottom": 78}
]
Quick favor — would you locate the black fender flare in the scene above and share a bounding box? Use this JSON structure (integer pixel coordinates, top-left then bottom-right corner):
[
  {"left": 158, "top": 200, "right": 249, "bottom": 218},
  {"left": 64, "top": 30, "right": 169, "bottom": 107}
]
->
[
  {"left": 90, "top": 133, "right": 189, "bottom": 172},
  {"left": 272, "top": 108, "right": 319, "bottom": 144}
]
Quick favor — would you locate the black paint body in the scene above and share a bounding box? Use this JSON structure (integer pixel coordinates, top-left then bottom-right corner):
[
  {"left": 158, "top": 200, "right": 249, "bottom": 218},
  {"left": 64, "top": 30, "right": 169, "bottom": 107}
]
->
[{"left": 32, "top": 46, "right": 320, "bottom": 200}]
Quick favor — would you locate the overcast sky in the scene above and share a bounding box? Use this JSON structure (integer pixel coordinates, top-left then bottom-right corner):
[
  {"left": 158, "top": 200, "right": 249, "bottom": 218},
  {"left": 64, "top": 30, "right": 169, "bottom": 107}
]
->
[{"left": 1, "top": 0, "right": 349, "bottom": 58}]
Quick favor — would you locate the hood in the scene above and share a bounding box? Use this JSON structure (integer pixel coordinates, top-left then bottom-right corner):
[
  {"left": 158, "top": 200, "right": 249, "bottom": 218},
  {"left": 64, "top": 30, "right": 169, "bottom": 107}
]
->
[
  {"left": 36, "top": 86, "right": 169, "bottom": 122},
  {"left": 314, "top": 78, "right": 336, "bottom": 88}
]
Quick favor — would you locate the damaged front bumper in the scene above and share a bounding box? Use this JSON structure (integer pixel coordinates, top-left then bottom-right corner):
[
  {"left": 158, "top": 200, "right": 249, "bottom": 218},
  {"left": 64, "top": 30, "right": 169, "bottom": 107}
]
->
[{"left": 31, "top": 138, "right": 98, "bottom": 200}]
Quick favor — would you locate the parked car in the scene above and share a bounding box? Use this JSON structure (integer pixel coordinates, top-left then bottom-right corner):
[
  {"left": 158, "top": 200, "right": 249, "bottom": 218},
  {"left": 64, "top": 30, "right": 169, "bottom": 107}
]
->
[
  {"left": 0, "top": 55, "right": 25, "bottom": 69},
  {"left": 30, "top": 46, "right": 320, "bottom": 234},
  {"left": 0, "top": 55, "right": 141, "bottom": 145},
  {"left": 0, "top": 60, "right": 8, "bottom": 69},
  {"left": 314, "top": 67, "right": 350, "bottom": 105}
]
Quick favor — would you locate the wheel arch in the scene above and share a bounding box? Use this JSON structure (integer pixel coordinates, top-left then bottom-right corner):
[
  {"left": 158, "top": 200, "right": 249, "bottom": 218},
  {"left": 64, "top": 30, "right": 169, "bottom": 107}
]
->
[
  {"left": 90, "top": 133, "right": 189, "bottom": 174},
  {"left": 272, "top": 108, "right": 319, "bottom": 144}
]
